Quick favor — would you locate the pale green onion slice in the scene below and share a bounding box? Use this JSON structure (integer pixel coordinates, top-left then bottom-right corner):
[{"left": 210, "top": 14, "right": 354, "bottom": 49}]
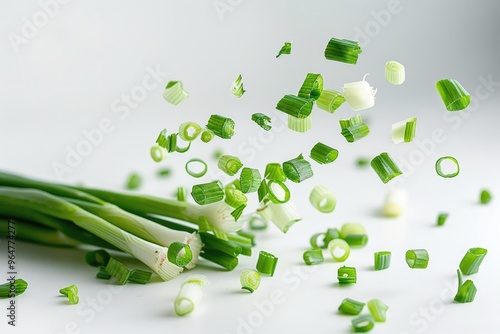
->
[
  {"left": 224, "top": 187, "right": 248, "bottom": 208},
  {"left": 344, "top": 234, "right": 369, "bottom": 247},
  {"left": 128, "top": 270, "right": 153, "bottom": 284},
  {"left": 436, "top": 79, "right": 471, "bottom": 111},
  {"left": 288, "top": 114, "right": 312, "bottom": 133},
  {"left": 405, "top": 249, "right": 429, "bottom": 269},
  {"left": 105, "top": 257, "right": 131, "bottom": 284},
  {"left": 454, "top": 269, "right": 477, "bottom": 303},
  {"left": 125, "top": 173, "right": 141, "bottom": 190},
  {"left": 0, "top": 279, "right": 28, "bottom": 298},
  {"left": 371, "top": 152, "right": 402, "bottom": 183},
  {"left": 206, "top": 114, "right": 235, "bottom": 139},
  {"left": 310, "top": 233, "right": 326, "bottom": 249},
  {"left": 339, "top": 114, "right": 370, "bottom": 143},
  {"left": 437, "top": 212, "right": 448, "bottom": 226},
  {"left": 150, "top": 145, "right": 168, "bottom": 162},
  {"left": 276, "top": 41, "right": 292, "bottom": 58},
  {"left": 167, "top": 241, "right": 193, "bottom": 267},
  {"left": 256, "top": 250, "right": 278, "bottom": 276},
  {"left": 459, "top": 247, "right": 487, "bottom": 275},
  {"left": 267, "top": 180, "right": 291, "bottom": 204},
  {"left": 343, "top": 75, "right": 376, "bottom": 111},
  {"left": 310, "top": 142, "right": 338, "bottom": 165},
  {"left": 316, "top": 89, "right": 346, "bottom": 113},
  {"left": 338, "top": 266, "right": 357, "bottom": 284},
  {"left": 303, "top": 249, "right": 324, "bottom": 265},
  {"left": 276, "top": 94, "right": 314, "bottom": 119},
  {"left": 435, "top": 156, "right": 460, "bottom": 178},
  {"left": 367, "top": 299, "right": 388, "bottom": 322},
  {"left": 340, "top": 222, "right": 365, "bottom": 239},
  {"left": 163, "top": 81, "right": 189, "bottom": 105},
  {"left": 230, "top": 74, "right": 245, "bottom": 98},
  {"left": 480, "top": 189, "right": 492, "bottom": 204},
  {"left": 230, "top": 204, "right": 246, "bottom": 221},
  {"left": 240, "top": 270, "right": 261, "bottom": 292},
  {"left": 374, "top": 251, "right": 391, "bottom": 271},
  {"left": 174, "top": 275, "right": 210, "bottom": 316},
  {"left": 156, "top": 128, "right": 168, "bottom": 148},
  {"left": 282, "top": 154, "right": 313, "bottom": 183},
  {"left": 251, "top": 113, "right": 272, "bottom": 131},
  {"left": 328, "top": 239, "right": 350, "bottom": 262},
  {"left": 185, "top": 158, "right": 208, "bottom": 178},
  {"left": 178, "top": 122, "right": 202, "bottom": 141},
  {"left": 338, "top": 298, "right": 365, "bottom": 315},
  {"left": 264, "top": 163, "right": 287, "bottom": 182},
  {"left": 391, "top": 117, "right": 417, "bottom": 144},
  {"left": 352, "top": 315, "right": 374, "bottom": 332},
  {"left": 324, "top": 38, "right": 362, "bottom": 64},
  {"left": 309, "top": 185, "right": 336, "bottom": 213},
  {"left": 248, "top": 215, "right": 268, "bottom": 230},
  {"left": 257, "top": 179, "right": 268, "bottom": 203},
  {"left": 382, "top": 188, "right": 408, "bottom": 217},
  {"left": 257, "top": 201, "right": 301, "bottom": 233},
  {"left": 218, "top": 155, "right": 243, "bottom": 176},
  {"left": 85, "top": 249, "right": 111, "bottom": 267},
  {"left": 200, "top": 129, "right": 215, "bottom": 143},
  {"left": 323, "top": 228, "right": 341, "bottom": 246},
  {"left": 191, "top": 181, "right": 224, "bottom": 205},
  {"left": 177, "top": 186, "right": 187, "bottom": 202},
  {"left": 96, "top": 266, "right": 111, "bottom": 280},
  {"left": 385, "top": 60, "right": 405, "bottom": 85},
  {"left": 298, "top": 73, "right": 323, "bottom": 100},
  {"left": 59, "top": 285, "right": 79, "bottom": 304},
  {"left": 240, "top": 168, "right": 262, "bottom": 193}
]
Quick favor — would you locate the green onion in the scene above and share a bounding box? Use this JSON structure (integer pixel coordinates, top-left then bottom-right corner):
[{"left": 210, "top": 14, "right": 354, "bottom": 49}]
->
[
  {"left": 191, "top": 181, "right": 224, "bottom": 205},
  {"left": 385, "top": 60, "right": 405, "bottom": 85},
  {"left": 179, "top": 122, "right": 202, "bottom": 141},
  {"left": 240, "top": 168, "right": 262, "bottom": 193},
  {"left": 298, "top": 73, "right": 323, "bottom": 100},
  {"left": 309, "top": 185, "right": 336, "bottom": 213},
  {"left": 0, "top": 279, "right": 28, "bottom": 298},
  {"left": 157, "top": 168, "right": 171, "bottom": 177},
  {"left": 437, "top": 213, "right": 448, "bottom": 226},
  {"left": 435, "top": 156, "right": 460, "bottom": 178},
  {"left": 338, "top": 266, "right": 357, "bottom": 284},
  {"left": 125, "top": 172, "right": 141, "bottom": 190},
  {"left": 382, "top": 188, "right": 408, "bottom": 218},
  {"left": 267, "top": 180, "right": 291, "bottom": 204},
  {"left": 324, "top": 38, "right": 362, "bottom": 64},
  {"left": 328, "top": 239, "right": 350, "bottom": 262},
  {"left": 436, "top": 79, "right": 471, "bottom": 111},
  {"left": 323, "top": 228, "right": 341, "bottom": 246},
  {"left": 225, "top": 187, "right": 248, "bottom": 217},
  {"left": 96, "top": 266, "right": 111, "bottom": 280},
  {"left": 309, "top": 232, "right": 326, "bottom": 249},
  {"left": 339, "top": 114, "right": 370, "bottom": 142},
  {"left": 59, "top": 285, "right": 79, "bottom": 304},
  {"left": 156, "top": 128, "right": 169, "bottom": 148},
  {"left": 185, "top": 158, "right": 208, "bottom": 178},
  {"left": 218, "top": 155, "right": 243, "bottom": 176},
  {"left": 85, "top": 249, "right": 111, "bottom": 267},
  {"left": 176, "top": 140, "right": 192, "bottom": 154},
  {"left": 256, "top": 250, "right": 278, "bottom": 276},
  {"left": 206, "top": 114, "right": 235, "bottom": 139},
  {"left": 163, "top": 81, "right": 189, "bottom": 105},
  {"left": 316, "top": 89, "right": 345, "bottom": 113},
  {"left": 367, "top": 299, "right": 388, "bottom": 322},
  {"left": 309, "top": 142, "right": 338, "bottom": 165},
  {"left": 288, "top": 114, "right": 312, "bottom": 133},
  {"left": 340, "top": 222, "right": 365, "bottom": 239},
  {"left": 454, "top": 269, "right": 477, "bottom": 303},
  {"left": 480, "top": 189, "right": 492, "bottom": 204},
  {"left": 251, "top": 113, "right": 272, "bottom": 131},
  {"left": 459, "top": 247, "right": 487, "bottom": 275},
  {"left": 405, "top": 249, "right": 429, "bottom": 269},
  {"left": 356, "top": 157, "right": 370, "bottom": 167},
  {"left": 351, "top": 315, "right": 374, "bottom": 333},
  {"left": 264, "top": 163, "right": 287, "bottom": 182},
  {"left": 338, "top": 298, "right": 365, "bottom": 315},
  {"left": 257, "top": 201, "right": 302, "bottom": 233},
  {"left": 371, "top": 152, "right": 403, "bottom": 183},
  {"left": 303, "top": 249, "right": 324, "bottom": 265},
  {"left": 344, "top": 234, "right": 368, "bottom": 247},
  {"left": 150, "top": 145, "right": 168, "bottom": 162},
  {"left": 240, "top": 269, "right": 261, "bottom": 292},
  {"left": 374, "top": 251, "right": 391, "bottom": 271},
  {"left": 248, "top": 215, "right": 268, "bottom": 230},
  {"left": 276, "top": 41, "right": 292, "bottom": 58},
  {"left": 257, "top": 179, "right": 269, "bottom": 203},
  {"left": 276, "top": 94, "right": 314, "bottom": 119},
  {"left": 230, "top": 74, "right": 245, "bottom": 98},
  {"left": 391, "top": 117, "right": 417, "bottom": 144},
  {"left": 200, "top": 129, "right": 215, "bottom": 143},
  {"left": 230, "top": 204, "right": 246, "bottom": 221},
  {"left": 282, "top": 154, "right": 314, "bottom": 183},
  {"left": 343, "top": 75, "right": 376, "bottom": 111},
  {"left": 128, "top": 269, "right": 153, "bottom": 284},
  {"left": 105, "top": 257, "right": 131, "bottom": 284},
  {"left": 174, "top": 275, "right": 209, "bottom": 316}
]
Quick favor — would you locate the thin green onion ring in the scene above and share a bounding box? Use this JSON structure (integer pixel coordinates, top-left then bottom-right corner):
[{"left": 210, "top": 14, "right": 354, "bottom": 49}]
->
[
  {"left": 240, "top": 269, "right": 261, "bottom": 292},
  {"left": 303, "top": 249, "right": 324, "bottom": 265},
  {"left": 328, "top": 239, "right": 350, "bottom": 262},
  {"left": 267, "top": 180, "right": 291, "bottom": 204},
  {"left": 178, "top": 122, "right": 202, "bottom": 141},
  {"left": 435, "top": 156, "right": 460, "bottom": 178},
  {"left": 459, "top": 247, "right": 487, "bottom": 275},
  {"left": 351, "top": 315, "right": 374, "bottom": 332},
  {"left": 167, "top": 242, "right": 193, "bottom": 267},
  {"left": 338, "top": 298, "right": 365, "bottom": 315},
  {"left": 309, "top": 185, "right": 336, "bottom": 213},
  {"left": 405, "top": 249, "right": 429, "bottom": 269},
  {"left": 185, "top": 158, "right": 208, "bottom": 178},
  {"left": 256, "top": 250, "right": 278, "bottom": 276}
]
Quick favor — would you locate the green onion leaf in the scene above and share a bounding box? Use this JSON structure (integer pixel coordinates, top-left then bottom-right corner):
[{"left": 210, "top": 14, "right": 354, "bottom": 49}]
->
[
  {"left": 256, "top": 250, "right": 278, "bottom": 276},
  {"left": 276, "top": 41, "right": 292, "bottom": 58},
  {"left": 391, "top": 117, "right": 417, "bottom": 144},
  {"left": 288, "top": 114, "right": 312, "bottom": 133},
  {"left": 374, "top": 251, "right": 391, "bottom": 271},
  {"left": 340, "top": 222, "right": 365, "bottom": 238},
  {"left": 185, "top": 158, "right": 208, "bottom": 178},
  {"left": 437, "top": 212, "right": 448, "bottom": 226},
  {"left": 156, "top": 128, "right": 169, "bottom": 148},
  {"left": 178, "top": 122, "right": 202, "bottom": 141},
  {"left": 343, "top": 76, "right": 376, "bottom": 111},
  {"left": 338, "top": 298, "right": 365, "bottom": 315},
  {"left": 191, "top": 181, "right": 224, "bottom": 205},
  {"left": 316, "top": 89, "right": 346, "bottom": 113},
  {"left": 248, "top": 215, "right": 268, "bottom": 230},
  {"left": 264, "top": 163, "right": 287, "bottom": 182},
  {"left": 436, "top": 79, "right": 471, "bottom": 111},
  {"left": 257, "top": 179, "right": 269, "bottom": 203},
  {"left": 303, "top": 249, "right": 324, "bottom": 265},
  {"left": 459, "top": 247, "right": 487, "bottom": 275},
  {"left": 230, "top": 204, "right": 247, "bottom": 221},
  {"left": 230, "top": 74, "right": 245, "bottom": 98},
  {"left": 59, "top": 285, "right": 79, "bottom": 304},
  {"left": 344, "top": 234, "right": 369, "bottom": 247},
  {"left": 85, "top": 249, "right": 111, "bottom": 267},
  {"left": 367, "top": 299, "right": 388, "bottom": 322},
  {"left": 105, "top": 258, "right": 131, "bottom": 285},
  {"left": 309, "top": 232, "right": 326, "bottom": 249},
  {"left": 206, "top": 114, "right": 235, "bottom": 139},
  {"left": 371, "top": 152, "right": 403, "bottom": 183},
  {"left": 323, "top": 228, "right": 341, "bottom": 246},
  {"left": 177, "top": 186, "right": 187, "bottom": 202},
  {"left": 405, "top": 249, "right": 429, "bottom": 269},
  {"left": 351, "top": 314, "right": 374, "bottom": 333},
  {"left": 200, "top": 129, "right": 215, "bottom": 143},
  {"left": 338, "top": 266, "right": 357, "bottom": 284},
  {"left": 328, "top": 239, "right": 350, "bottom": 262},
  {"left": 324, "top": 38, "right": 362, "bottom": 64},
  {"left": 309, "top": 142, "right": 339, "bottom": 165},
  {"left": 454, "top": 269, "right": 477, "bottom": 303},
  {"left": 309, "top": 185, "right": 336, "bottom": 213},
  {"left": 267, "top": 180, "right": 291, "bottom": 204},
  {"left": 218, "top": 155, "right": 243, "bottom": 176},
  {"left": 240, "top": 168, "right": 262, "bottom": 194},
  {"left": 251, "top": 113, "right": 272, "bottom": 131},
  {"left": 298, "top": 73, "right": 323, "bottom": 100},
  {"left": 240, "top": 269, "right": 261, "bottom": 292},
  {"left": 282, "top": 154, "right": 314, "bottom": 183},
  {"left": 125, "top": 173, "right": 141, "bottom": 190},
  {"left": 0, "top": 279, "right": 28, "bottom": 298},
  {"left": 128, "top": 269, "right": 153, "bottom": 284},
  {"left": 167, "top": 241, "right": 193, "bottom": 267},
  {"left": 435, "top": 156, "right": 460, "bottom": 178},
  {"left": 96, "top": 266, "right": 111, "bottom": 280},
  {"left": 276, "top": 94, "right": 314, "bottom": 119},
  {"left": 339, "top": 114, "right": 370, "bottom": 143},
  {"left": 480, "top": 189, "right": 492, "bottom": 204},
  {"left": 163, "top": 81, "right": 189, "bottom": 105},
  {"left": 385, "top": 60, "right": 405, "bottom": 85}
]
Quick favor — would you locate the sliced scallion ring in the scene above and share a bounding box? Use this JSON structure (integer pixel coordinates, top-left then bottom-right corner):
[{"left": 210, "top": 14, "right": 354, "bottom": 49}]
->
[
  {"left": 150, "top": 145, "right": 168, "bottom": 162},
  {"left": 230, "top": 74, "right": 245, "bottom": 98},
  {"left": 454, "top": 269, "right": 477, "bottom": 303},
  {"left": 391, "top": 117, "right": 417, "bottom": 144},
  {"left": 374, "top": 251, "right": 391, "bottom": 271},
  {"left": 240, "top": 270, "right": 261, "bottom": 292},
  {"left": 309, "top": 185, "right": 336, "bottom": 213},
  {"left": 218, "top": 155, "right": 243, "bottom": 176},
  {"left": 163, "top": 81, "right": 189, "bottom": 105},
  {"left": 303, "top": 249, "right": 324, "bottom": 265},
  {"left": 256, "top": 250, "right": 278, "bottom": 276},
  {"left": 459, "top": 247, "right": 487, "bottom": 275},
  {"left": 385, "top": 60, "right": 405, "bottom": 85},
  {"left": 282, "top": 154, "right": 314, "bottom": 183},
  {"left": 351, "top": 315, "right": 374, "bottom": 332},
  {"left": 367, "top": 299, "right": 388, "bottom": 322},
  {"left": 316, "top": 89, "right": 345, "bottom": 113},
  {"left": 167, "top": 242, "right": 193, "bottom": 267},
  {"left": 206, "top": 114, "right": 235, "bottom": 139},
  {"left": 178, "top": 122, "right": 202, "bottom": 141},
  {"left": 343, "top": 75, "right": 376, "bottom": 111},
  {"left": 251, "top": 113, "right": 272, "bottom": 131},
  {"left": 338, "top": 266, "right": 357, "bottom": 284},
  {"left": 191, "top": 181, "right": 224, "bottom": 205},
  {"left": 185, "top": 158, "right": 208, "bottom": 178},
  {"left": 405, "top": 249, "right": 429, "bottom": 269},
  {"left": 371, "top": 152, "right": 402, "bottom": 183},
  {"left": 437, "top": 212, "right": 448, "bottom": 226},
  {"left": 324, "top": 38, "right": 362, "bottom": 64},
  {"left": 435, "top": 156, "right": 460, "bottom": 178},
  {"left": 59, "top": 285, "right": 79, "bottom": 304},
  {"left": 328, "top": 239, "right": 350, "bottom": 262},
  {"left": 200, "top": 129, "right": 215, "bottom": 143},
  {"left": 480, "top": 189, "right": 492, "bottom": 204},
  {"left": 288, "top": 114, "right": 312, "bottom": 133},
  {"left": 297, "top": 73, "right": 323, "bottom": 100},
  {"left": 338, "top": 298, "right": 365, "bottom": 315},
  {"left": 309, "top": 142, "right": 338, "bottom": 165},
  {"left": 276, "top": 41, "right": 292, "bottom": 58},
  {"left": 436, "top": 79, "right": 471, "bottom": 111},
  {"left": 276, "top": 94, "right": 314, "bottom": 119},
  {"left": 240, "top": 167, "right": 262, "bottom": 193},
  {"left": 267, "top": 180, "right": 291, "bottom": 204}
]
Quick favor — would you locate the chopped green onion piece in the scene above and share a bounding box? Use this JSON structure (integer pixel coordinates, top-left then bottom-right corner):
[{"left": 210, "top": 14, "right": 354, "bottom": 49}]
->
[
  {"left": 191, "top": 181, "right": 224, "bottom": 205},
  {"left": 323, "top": 228, "right": 341, "bottom": 246},
  {"left": 230, "top": 74, "right": 245, "bottom": 98},
  {"left": 178, "top": 122, "right": 202, "bottom": 141},
  {"left": 391, "top": 117, "right": 417, "bottom": 144},
  {"left": 248, "top": 215, "right": 268, "bottom": 230},
  {"left": 256, "top": 250, "right": 278, "bottom": 276},
  {"left": 276, "top": 94, "right": 314, "bottom": 119},
  {"left": 213, "top": 149, "right": 224, "bottom": 160},
  {"left": 264, "top": 163, "right": 287, "bottom": 182},
  {"left": 251, "top": 113, "right": 272, "bottom": 131},
  {"left": 163, "top": 81, "right": 189, "bottom": 105},
  {"left": 298, "top": 73, "right": 323, "bottom": 100},
  {"left": 437, "top": 212, "right": 448, "bottom": 226},
  {"left": 282, "top": 154, "right": 313, "bottom": 183},
  {"left": 382, "top": 188, "right": 408, "bottom": 217},
  {"left": 328, "top": 239, "right": 350, "bottom": 262},
  {"left": 480, "top": 189, "right": 492, "bottom": 204},
  {"left": 339, "top": 114, "right": 370, "bottom": 142},
  {"left": 150, "top": 145, "right": 168, "bottom": 162},
  {"left": 276, "top": 41, "right": 292, "bottom": 58},
  {"left": 230, "top": 204, "right": 247, "bottom": 221},
  {"left": 367, "top": 299, "right": 388, "bottom": 322},
  {"left": 240, "top": 269, "right": 261, "bottom": 292},
  {"left": 309, "top": 142, "right": 338, "bottom": 165},
  {"left": 343, "top": 75, "right": 376, "bottom": 111},
  {"left": 257, "top": 201, "right": 301, "bottom": 233},
  {"left": 309, "top": 232, "right": 326, "bottom": 249},
  {"left": 59, "top": 285, "right": 79, "bottom": 304},
  {"left": 459, "top": 247, "right": 488, "bottom": 275},
  {"left": 324, "top": 38, "right": 362, "bottom": 64},
  {"left": 352, "top": 314, "right": 374, "bottom": 333},
  {"left": 288, "top": 114, "right": 312, "bottom": 133},
  {"left": 309, "top": 185, "right": 336, "bottom": 213},
  {"left": 174, "top": 275, "right": 209, "bottom": 316},
  {"left": 356, "top": 157, "right": 370, "bottom": 167},
  {"left": 340, "top": 223, "right": 365, "bottom": 239},
  {"left": 157, "top": 168, "right": 171, "bottom": 177},
  {"left": 125, "top": 173, "right": 141, "bottom": 190},
  {"left": 436, "top": 79, "right": 471, "bottom": 111},
  {"left": 225, "top": 187, "right": 248, "bottom": 209},
  {"left": 316, "top": 89, "right": 346, "bottom": 113},
  {"left": 338, "top": 298, "right": 365, "bottom": 315},
  {"left": 0, "top": 279, "right": 28, "bottom": 298},
  {"left": 218, "top": 155, "right": 243, "bottom": 176},
  {"left": 303, "top": 248, "right": 324, "bottom": 265},
  {"left": 454, "top": 269, "right": 477, "bottom": 303},
  {"left": 166, "top": 133, "right": 178, "bottom": 153},
  {"left": 128, "top": 269, "right": 153, "bottom": 284},
  {"left": 257, "top": 179, "right": 269, "bottom": 203},
  {"left": 338, "top": 266, "right": 357, "bottom": 284},
  {"left": 435, "top": 156, "right": 460, "bottom": 178},
  {"left": 405, "top": 249, "right": 429, "bottom": 269},
  {"left": 200, "top": 129, "right": 215, "bottom": 143},
  {"left": 156, "top": 128, "right": 168, "bottom": 148},
  {"left": 185, "top": 158, "right": 208, "bottom": 178},
  {"left": 344, "top": 234, "right": 368, "bottom": 247},
  {"left": 167, "top": 241, "right": 193, "bottom": 267},
  {"left": 96, "top": 266, "right": 111, "bottom": 280},
  {"left": 267, "top": 180, "right": 291, "bottom": 204},
  {"left": 385, "top": 60, "right": 405, "bottom": 85},
  {"left": 374, "top": 251, "right": 391, "bottom": 271},
  {"left": 177, "top": 186, "right": 187, "bottom": 202},
  {"left": 85, "top": 249, "right": 111, "bottom": 267},
  {"left": 105, "top": 258, "right": 131, "bottom": 285},
  {"left": 206, "top": 114, "right": 235, "bottom": 139},
  {"left": 240, "top": 168, "right": 262, "bottom": 194},
  {"left": 371, "top": 152, "right": 403, "bottom": 183}
]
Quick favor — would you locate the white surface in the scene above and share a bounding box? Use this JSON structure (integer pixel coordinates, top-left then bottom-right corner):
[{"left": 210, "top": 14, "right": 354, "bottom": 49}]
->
[{"left": 1, "top": 1, "right": 500, "bottom": 333}]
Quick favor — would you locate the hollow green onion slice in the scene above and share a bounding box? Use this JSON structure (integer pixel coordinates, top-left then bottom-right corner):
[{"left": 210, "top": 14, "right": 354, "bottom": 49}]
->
[
  {"left": 356, "top": 157, "right": 370, "bottom": 167},
  {"left": 344, "top": 234, "right": 369, "bottom": 247},
  {"left": 276, "top": 94, "right": 314, "bottom": 119},
  {"left": 303, "top": 248, "right": 324, "bottom": 265},
  {"left": 125, "top": 173, "right": 141, "bottom": 190},
  {"left": 435, "top": 156, "right": 460, "bottom": 178},
  {"left": 385, "top": 60, "right": 405, "bottom": 85},
  {"left": 128, "top": 269, "right": 153, "bottom": 284},
  {"left": 267, "top": 180, "right": 291, "bottom": 204},
  {"left": 310, "top": 233, "right": 326, "bottom": 249},
  {"left": 96, "top": 266, "right": 112, "bottom": 280},
  {"left": 339, "top": 114, "right": 370, "bottom": 143},
  {"left": 167, "top": 241, "right": 193, "bottom": 267},
  {"left": 324, "top": 38, "right": 362, "bottom": 64},
  {"left": 459, "top": 247, "right": 488, "bottom": 275},
  {"left": 206, "top": 114, "right": 235, "bottom": 139},
  {"left": 256, "top": 250, "right": 278, "bottom": 276},
  {"left": 382, "top": 188, "right": 408, "bottom": 218},
  {"left": 156, "top": 128, "right": 168, "bottom": 148},
  {"left": 338, "top": 266, "right": 357, "bottom": 284},
  {"left": 374, "top": 251, "right": 391, "bottom": 271},
  {"left": 230, "top": 74, "right": 245, "bottom": 98},
  {"left": 288, "top": 114, "right": 312, "bottom": 133},
  {"left": 480, "top": 189, "right": 492, "bottom": 204},
  {"left": 264, "top": 163, "right": 287, "bottom": 182},
  {"left": 437, "top": 212, "right": 448, "bottom": 226},
  {"left": 85, "top": 249, "right": 111, "bottom": 267},
  {"left": 309, "top": 142, "right": 338, "bottom": 165},
  {"left": 338, "top": 298, "right": 365, "bottom": 315},
  {"left": 257, "top": 201, "right": 301, "bottom": 233},
  {"left": 323, "top": 228, "right": 341, "bottom": 246},
  {"left": 298, "top": 73, "right": 323, "bottom": 100},
  {"left": 178, "top": 122, "right": 202, "bottom": 141},
  {"left": 105, "top": 258, "right": 131, "bottom": 284},
  {"left": 343, "top": 75, "right": 376, "bottom": 111},
  {"left": 224, "top": 187, "right": 248, "bottom": 209},
  {"left": 174, "top": 275, "right": 210, "bottom": 316},
  {"left": 191, "top": 181, "right": 224, "bottom": 205},
  {"left": 251, "top": 113, "right": 272, "bottom": 131},
  {"left": 157, "top": 168, "right": 171, "bottom": 177},
  {"left": 240, "top": 270, "right": 261, "bottom": 292},
  {"left": 405, "top": 249, "right": 429, "bottom": 269},
  {"left": 371, "top": 152, "right": 402, "bottom": 183},
  {"left": 316, "top": 89, "right": 345, "bottom": 113},
  {"left": 328, "top": 239, "right": 350, "bottom": 262},
  {"left": 276, "top": 41, "right": 292, "bottom": 58},
  {"left": 282, "top": 154, "right": 313, "bottom": 183},
  {"left": 218, "top": 155, "right": 243, "bottom": 176},
  {"left": 248, "top": 215, "right": 268, "bottom": 230},
  {"left": 240, "top": 168, "right": 262, "bottom": 193},
  {"left": 391, "top": 117, "right": 417, "bottom": 144},
  {"left": 436, "top": 79, "right": 471, "bottom": 111},
  {"left": 367, "top": 299, "right": 388, "bottom": 322},
  {"left": 257, "top": 179, "right": 268, "bottom": 203},
  {"left": 309, "top": 185, "right": 336, "bottom": 213},
  {"left": 200, "top": 129, "right": 215, "bottom": 143},
  {"left": 0, "top": 279, "right": 28, "bottom": 298},
  {"left": 150, "top": 145, "right": 168, "bottom": 162},
  {"left": 454, "top": 269, "right": 477, "bottom": 303},
  {"left": 351, "top": 314, "right": 374, "bottom": 333},
  {"left": 163, "top": 81, "right": 189, "bottom": 105},
  {"left": 185, "top": 158, "right": 208, "bottom": 178},
  {"left": 340, "top": 222, "right": 365, "bottom": 239},
  {"left": 59, "top": 285, "right": 79, "bottom": 304},
  {"left": 175, "top": 186, "right": 186, "bottom": 202}
]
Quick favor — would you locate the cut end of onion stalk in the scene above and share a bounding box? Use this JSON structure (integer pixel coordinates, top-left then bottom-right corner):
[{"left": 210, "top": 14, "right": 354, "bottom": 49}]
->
[
  {"left": 385, "top": 60, "right": 405, "bottom": 85},
  {"left": 174, "top": 275, "right": 210, "bottom": 316},
  {"left": 257, "top": 200, "right": 302, "bottom": 233},
  {"left": 343, "top": 74, "right": 376, "bottom": 111}
]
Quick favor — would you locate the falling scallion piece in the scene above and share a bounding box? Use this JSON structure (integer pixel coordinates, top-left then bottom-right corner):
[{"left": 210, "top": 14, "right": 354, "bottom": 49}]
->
[
  {"left": 200, "top": 129, "right": 215, "bottom": 143},
  {"left": 276, "top": 41, "right": 292, "bottom": 58},
  {"left": 328, "top": 239, "right": 350, "bottom": 262},
  {"left": 339, "top": 114, "right": 370, "bottom": 143},
  {"left": 257, "top": 201, "right": 302, "bottom": 233},
  {"left": 59, "top": 285, "right": 79, "bottom": 304},
  {"left": 371, "top": 152, "right": 402, "bottom": 183},
  {"left": 248, "top": 215, "right": 268, "bottom": 230},
  {"left": 338, "top": 298, "right": 365, "bottom": 315},
  {"left": 240, "top": 168, "right": 262, "bottom": 194},
  {"left": 167, "top": 241, "right": 193, "bottom": 267},
  {"left": 323, "top": 228, "right": 341, "bottom": 246},
  {"left": 435, "top": 156, "right": 460, "bottom": 178},
  {"left": 405, "top": 249, "right": 429, "bottom": 269},
  {"left": 251, "top": 113, "right": 272, "bottom": 131},
  {"left": 85, "top": 249, "right": 111, "bottom": 267},
  {"left": 267, "top": 180, "right": 291, "bottom": 204},
  {"left": 265, "top": 163, "right": 287, "bottom": 182},
  {"left": 105, "top": 258, "right": 131, "bottom": 284},
  {"left": 256, "top": 250, "right": 278, "bottom": 276},
  {"left": 374, "top": 251, "right": 391, "bottom": 271},
  {"left": 298, "top": 73, "right": 323, "bottom": 100},
  {"left": 288, "top": 114, "right": 312, "bottom": 133},
  {"left": 343, "top": 75, "right": 376, "bottom": 111},
  {"left": 206, "top": 114, "right": 235, "bottom": 139},
  {"left": 128, "top": 270, "right": 153, "bottom": 284},
  {"left": 174, "top": 275, "right": 210, "bottom": 316},
  {"left": 351, "top": 314, "right": 374, "bottom": 332},
  {"left": 385, "top": 60, "right": 405, "bottom": 85},
  {"left": 309, "top": 185, "right": 336, "bottom": 213},
  {"left": 480, "top": 189, "right": 491, "bottom": 204},
  {"left": 303, "top": 249, "right": 324, "bottom": 265},
  {"left": 0, "top": 279, "right": 28, "bottom": 298},
  {"left": 459, "top": 247, "right": 487, "bottom": 275},
  {"left": 340, "top": 222, "right": 365, "bottom": 239},
  {"left": 185, "top": 158, "right": 208, "bottom": 178},
  {"left": 324, "top": 38, "right": 362, "bottom": 64},
  {"left": 391, "top": 117, "right": 417, "bottom": 144},
  {"left": 436, "top": 79, "right": 471, "bottom": 111},
  {"left": 156, "top": 128, "right": 168, "bottom": 148},
  {"left": 230, "top": 74, "right": 245, "bottom": 98},
  {"left": 437, "top": 213, "right": 448, "bottom": 226},
  {"left": 150, "top": 145, "right": 168, "bottom": 162},
  {"left": 218, "top": 155, "right": 243, "bottom": 176},
  {"left": 224, "top": 186, "right": 248, "bottom": 209},
  {"left": 338, "top": 266, "right": 357, "bottom": 284},
  {"left": 344, "top": 234, "right": 368, "bottom": 247},
  {"left": 282, "top": 154, "right": 314, "bottom": 183},
  {"left": 125, "top": 173, "right": 141, "bottom": 190},
  {"left": 179, "top": 122, "right": 202, "bottom": 141},
  {"left": 191, "top": 181, "right": 225, "bottom": 205},
  {"left": 310, "top": 142, "right": 338, "bottom": 165},
  {"left": 367, "top": 299, "right": 388, "bottom": 322},
  {"left": 240, "top": 270, "right": 261, "bottom": 292},
  {"left": 276, "top": 94, "right": 314, "bottom": 119},
  {"left": 163, "top": 81, "right": 189, "bottom": 105},
  {"left": 157, "top": 168, "right": 171, "bottom": 177},
  {"left": 454, "top": 269, "right": 477, "bottom": 303},
  {"left": 316, "top": 89, "right": 345, "bottom": 113}
]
